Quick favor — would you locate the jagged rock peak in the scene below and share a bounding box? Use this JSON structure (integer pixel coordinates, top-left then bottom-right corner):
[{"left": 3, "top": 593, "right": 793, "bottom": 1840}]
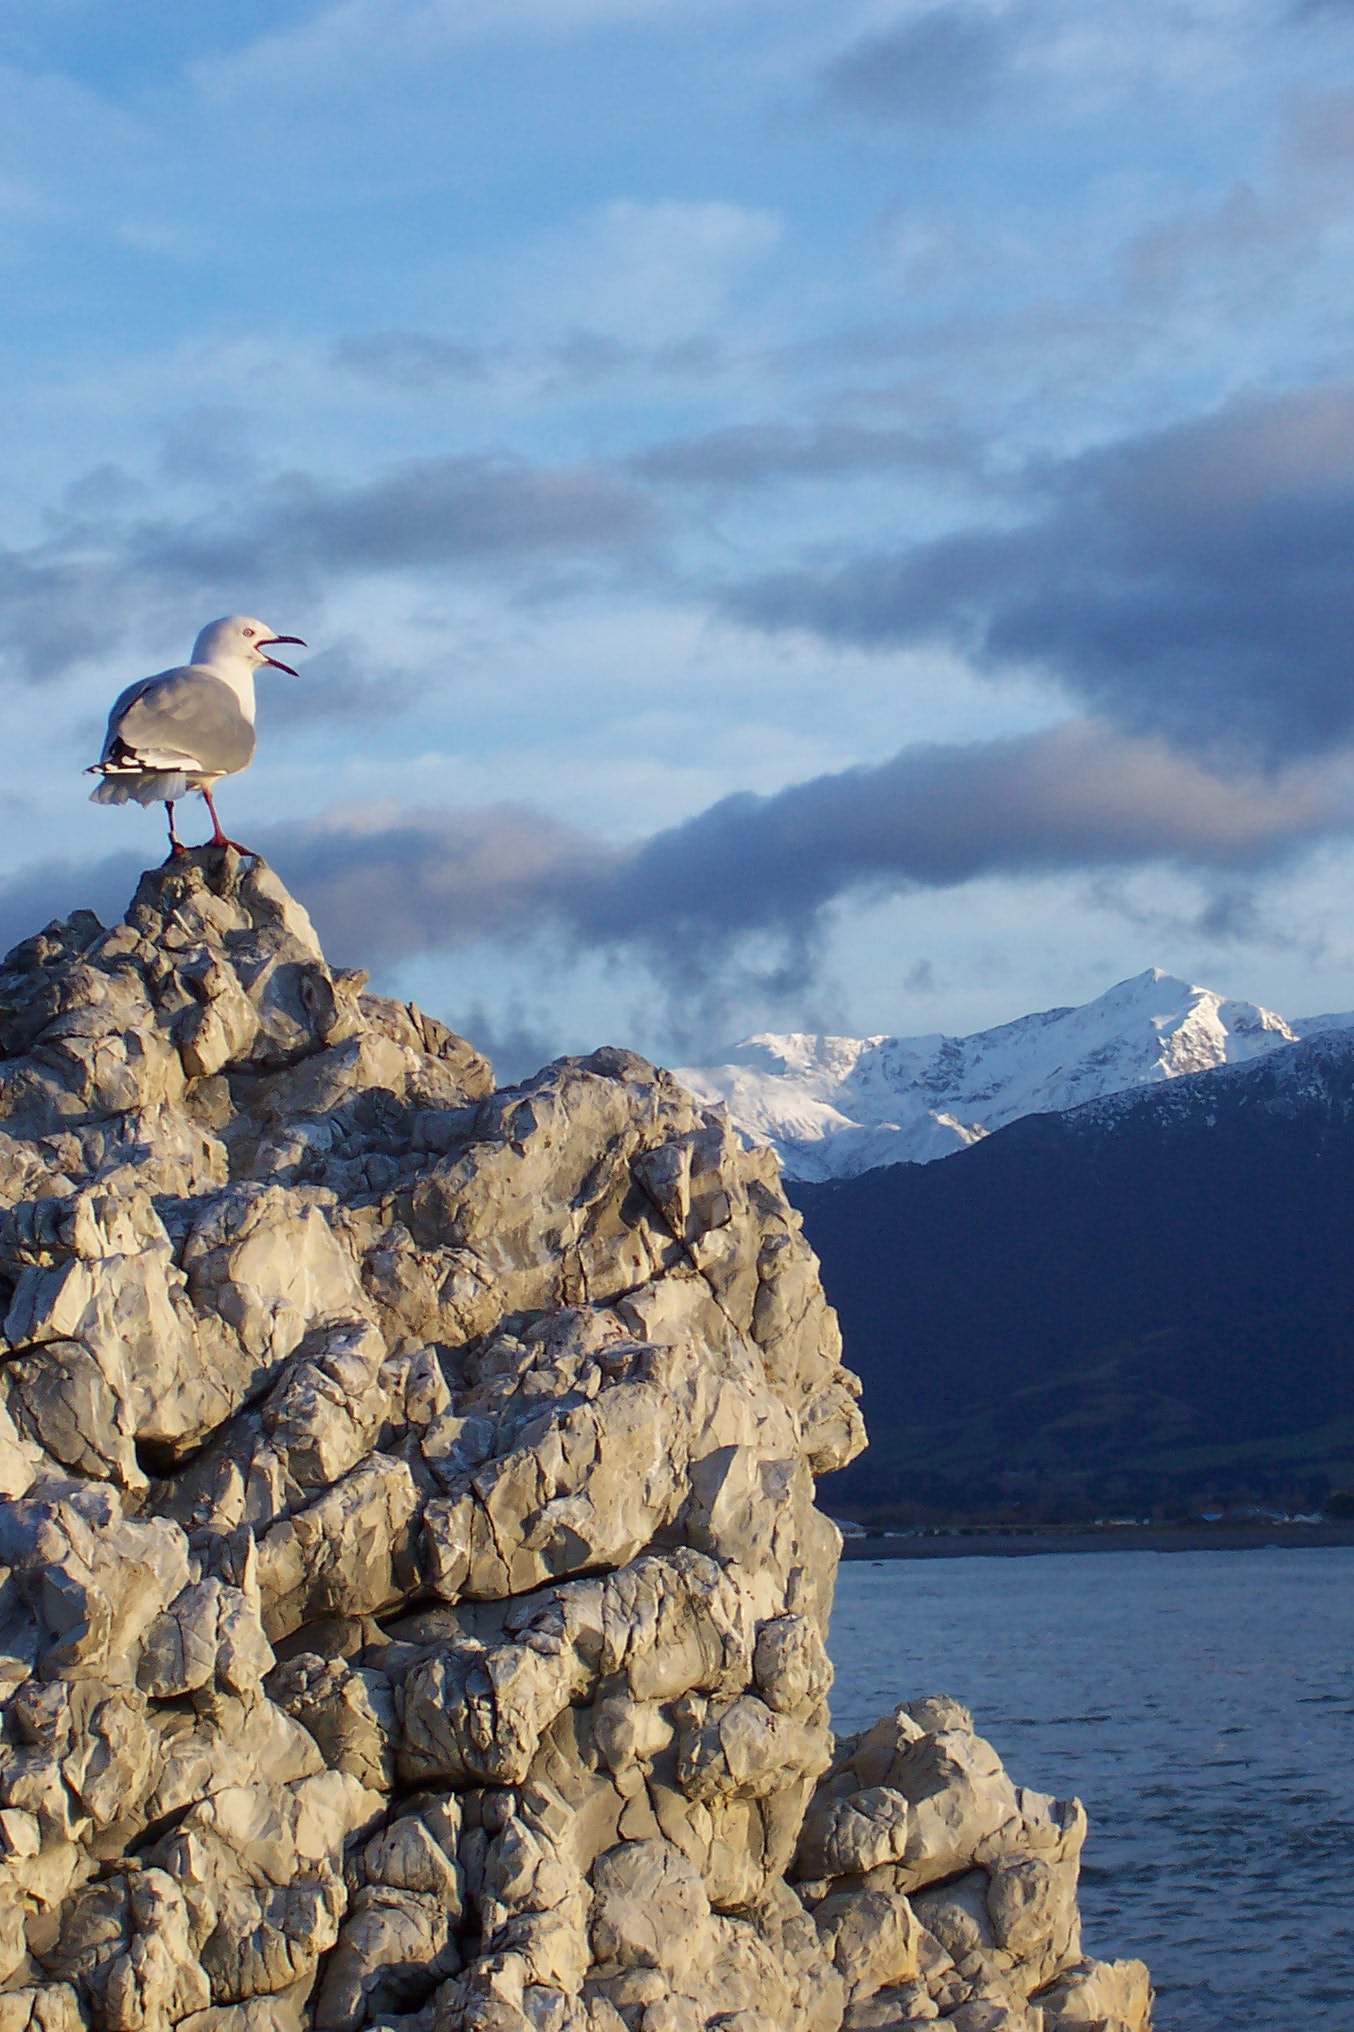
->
[{"left": 0, "top": 850, "right": 1150, "bottom": 2032}]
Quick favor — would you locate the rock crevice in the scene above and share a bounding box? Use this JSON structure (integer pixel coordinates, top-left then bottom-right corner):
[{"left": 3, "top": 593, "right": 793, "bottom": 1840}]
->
[{"left": 0, "top": 852, "right": 1151, "bottom": 2032}]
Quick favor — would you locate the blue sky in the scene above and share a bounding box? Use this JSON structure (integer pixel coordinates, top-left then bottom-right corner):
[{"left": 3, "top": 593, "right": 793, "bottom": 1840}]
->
[{"left": 8, "top": 0, "right": 1354, "bottom": 1069}]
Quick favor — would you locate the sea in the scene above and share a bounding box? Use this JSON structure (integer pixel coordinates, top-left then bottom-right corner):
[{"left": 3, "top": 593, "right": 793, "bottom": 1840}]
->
[{"left": 829, "top": 1548, "right": 1354, "bottom": 2032}]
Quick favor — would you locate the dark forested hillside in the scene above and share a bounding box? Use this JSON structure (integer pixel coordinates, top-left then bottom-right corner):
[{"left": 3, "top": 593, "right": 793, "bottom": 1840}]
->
[{"left": 790, "top": 1030, "right": 1354, "bottom": 1519}]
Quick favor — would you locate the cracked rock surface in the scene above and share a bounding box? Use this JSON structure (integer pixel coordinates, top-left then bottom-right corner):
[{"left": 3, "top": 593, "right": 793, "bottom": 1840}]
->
[{"left": 0, "top": 852, "right": 1153, "bottom": 2032}]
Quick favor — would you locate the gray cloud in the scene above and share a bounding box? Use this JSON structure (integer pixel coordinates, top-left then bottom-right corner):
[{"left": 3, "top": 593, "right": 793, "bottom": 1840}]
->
[
  {"left": 0, "top": 803, "right": 611, "bottom": 1004},
  {"left": 331, "top": 334, "right": 490, "bottom": 388},
  {"left": 9, "top": 721, "right": 1334, "bottom": 996},
  {"left": 255, "top": 640, "right": 427, "bottom": 732},
  {"left": 0, "top": 850, "right": 147, "bottom": 964},
  {"left": 549, "top": 333, "right": 725, "bottom": 386},
  {"left": 282, "top": 724, "right": 1337, "bottom": 979},
  {"left": 819, "top": 4, "right": 1022, "bottom": 123},
  {"left": 1286, "top": 82, "right": 1354, "bottom": 164},
  {"left": 0, "top": 551, "right": 165, "bottom": 687},
  {"left": 442, "top": 1002, "right": 570, "bottom": 1086},
  {"left": 564, "top": 722, "right": 1338, "bottom": 970},
  {"left": 1084, "top": 872, "right": 1328, "bottom": 961},
  {"left": 631, "top": 420, "right": 976, "bottom": 487},
  {"left": 726, "top": 382, "right": 1354, "bottom": 762},
  {"left": 329, "top": 329, "right": 730, "bottom": 398},
  {"left": 0, "top": 454, "right": 655, "bottom": 685},
  {"left": 158, "top": 408, "right": 259, "bottom": 486},
  {"left": 136, "top": 457, "right": 651, "bottom": 588},
  {"left": 265, "top": 804, "right": 613, "bottom": 968}
]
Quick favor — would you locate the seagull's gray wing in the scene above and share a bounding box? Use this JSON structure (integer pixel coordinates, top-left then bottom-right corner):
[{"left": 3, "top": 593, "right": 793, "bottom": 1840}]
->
[{"left": 103, "top": 665, "right": 255, "bottom": 777}]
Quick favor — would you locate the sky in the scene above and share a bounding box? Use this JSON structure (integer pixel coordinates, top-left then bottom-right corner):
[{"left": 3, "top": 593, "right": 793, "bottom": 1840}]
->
[{"left": 7, "top": 0, "right": 1354, "bottom": 1072}]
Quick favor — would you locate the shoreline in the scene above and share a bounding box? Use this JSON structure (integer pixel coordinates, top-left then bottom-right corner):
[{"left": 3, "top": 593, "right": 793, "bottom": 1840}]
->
[{"left": 839, "top": 1520, "right": 1354, "bottom": 1559}]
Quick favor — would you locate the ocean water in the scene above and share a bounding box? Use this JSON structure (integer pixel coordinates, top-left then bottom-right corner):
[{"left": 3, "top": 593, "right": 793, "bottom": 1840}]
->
[{"left": 829, "top": 1548, "right": 1354, "bottom": 2032}]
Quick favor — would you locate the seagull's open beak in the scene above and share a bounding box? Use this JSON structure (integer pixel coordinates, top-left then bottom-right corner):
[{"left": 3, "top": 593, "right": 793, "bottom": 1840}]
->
[{"left": 259, "top": 635, "right": 306, "bottom": 676}]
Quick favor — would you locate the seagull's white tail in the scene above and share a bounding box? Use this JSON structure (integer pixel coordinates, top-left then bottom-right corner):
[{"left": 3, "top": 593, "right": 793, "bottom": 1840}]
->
[{"left": 89, "top": 770, "right": 189, "bottom": 807}]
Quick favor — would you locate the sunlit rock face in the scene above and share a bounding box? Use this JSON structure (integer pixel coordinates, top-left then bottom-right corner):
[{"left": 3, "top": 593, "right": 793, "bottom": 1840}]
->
[{"left": 0, "top": 850, "right": 1150, "bottom": 2032}]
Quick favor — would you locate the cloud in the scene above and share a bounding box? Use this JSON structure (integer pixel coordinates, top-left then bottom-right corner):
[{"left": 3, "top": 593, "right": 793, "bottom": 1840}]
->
[
  {"left": 265, "top": 801, "right": 612, "bottom": 966},
  {"left": 548, "top": 333, "right": 725, "bottom": 386},
  {"left": 438, "top": 1000, "right": 564, "bottom": 1085},
  {"left": 1286, "top": 81, "right": 1354, "bottom": 164},
  {"left": 818, "top": 4, "right": 1023, "bottom": 124},
  {"left": 329, "top": 328, "right": 731, "bottom": 398},
  {"left": 631, "top": 420, "right": 976, "bottom": 487},
  {"left": 0, "top": 549, "right": 159, "bottom": 687},
  {"left": 564, "top": 721, "right": 1339, "bottom": 970},
  {"left": 250, "top": 456, "right": 652, "bottom": 572},
  {"left": 331, "top": 333, "right": 489, "bottom": 388},
  {"left": 157, "top": 408, "right": 259, "bottom": 486},
  {"left": 298, "top": 724, "right": 1337, "bottom": 976},
  {"left": 509, "top": 200, "right": 781, "bottom": 348},
  {"left": 0, "top": 802, "right": 607, "bottom": 986},
  {"left": 725, "top": 382, "right": 1354, "bottom": 762},
  {"left": 1083, "top": 870, "right": 1328, "bottom": 960},
  {"left": 256, "top": 640, "right": 427, "bottom": 730},
  {"left": 1118, "top": 183, "right": 1291, "bottom": 306},
  {"left": 0, "top": 453, "right": 656, "bottom": 684},
  {"left": 12, "top": 719, "right": 1334, "bottom": 990},
  {"left": 0, "top": 849, "right": 147, "bottom": 963},
  {"left": 193, "top": 0, "right": 722, "bottom": 104}
]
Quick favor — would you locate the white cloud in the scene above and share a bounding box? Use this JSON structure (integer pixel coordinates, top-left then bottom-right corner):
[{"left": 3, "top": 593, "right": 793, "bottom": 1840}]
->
[
  {"left": 190, "top": 0, "right": 746, "bottom": 108},
  {"left": 495, "top": 200, "right": 783, "bottom": 347}
]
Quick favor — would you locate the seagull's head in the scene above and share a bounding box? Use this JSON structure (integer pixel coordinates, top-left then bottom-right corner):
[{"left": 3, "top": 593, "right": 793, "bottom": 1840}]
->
[{"left": 192, "top": 615, "right": 307, "bottom": 676}]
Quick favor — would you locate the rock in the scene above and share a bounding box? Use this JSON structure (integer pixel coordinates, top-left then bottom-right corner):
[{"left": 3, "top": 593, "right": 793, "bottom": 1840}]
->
[
  {"left": 812, "top": 1877, "right": 921, "bottom": 2001},
  {"left": 253, "top": 1451, "right": 422, "bottom": 1640},
  {"left": 314, "top": 1883, "right": 459, "bottom": 2031},
  {"left": 0, "top": 1484, "right": 191, "bottom": 1683},
  {"left": 797, "top": 1785, "right": 911, "bottom": 1879},
  {"left": 0, "top": 1988, "right": 85, "bottom": 2032},
  {"left": 912, "top": 1871, "right": 995, "bottom": 1965},
  {"left": 0, "top": 851, "right": 1151, "bottom": 2032},
  {"left": 265, "top": 1656, "right": 396, "bottom": 1793},
  {"left": 138, "top": 1579, "right": 275, "bottom": 1701},
  {"left": 102, "top": 1868, "right": 213, "bottom": 2029},
  {"left": 589, "top": 1838, "right": 712, "bottom": 1978},
  {"left": 1034, "top": 1957, "right": 1153, "bottom": 2031}
]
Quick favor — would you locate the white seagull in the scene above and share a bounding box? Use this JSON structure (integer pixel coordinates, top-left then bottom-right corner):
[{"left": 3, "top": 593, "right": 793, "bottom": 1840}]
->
[{"left": 87, "top": 615, "right": 306, "bottom": 858}]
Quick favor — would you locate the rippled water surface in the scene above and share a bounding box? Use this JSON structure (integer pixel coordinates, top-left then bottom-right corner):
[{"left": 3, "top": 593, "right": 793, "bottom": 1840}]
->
[{"left": 829, "top": 1549, "right": 1354, "bottom": 2032}]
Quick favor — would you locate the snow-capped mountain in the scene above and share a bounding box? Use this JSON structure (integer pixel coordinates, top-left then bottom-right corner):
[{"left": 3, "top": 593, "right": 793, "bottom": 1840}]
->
[
  {"left": 1292, "top": 1008, "right": 1354, "bottom": 1038},
  {"left": 792, "top": 1023, "right": 1354, "bottom": 1514},
  {"left": 677, "top": 969, "right": 1311, "bottom": 1181}
]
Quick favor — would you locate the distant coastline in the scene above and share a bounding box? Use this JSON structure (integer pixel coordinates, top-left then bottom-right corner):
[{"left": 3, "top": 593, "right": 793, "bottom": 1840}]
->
[{"left": 838, "top": 1520, "right": 1354, "bottom": 1559}]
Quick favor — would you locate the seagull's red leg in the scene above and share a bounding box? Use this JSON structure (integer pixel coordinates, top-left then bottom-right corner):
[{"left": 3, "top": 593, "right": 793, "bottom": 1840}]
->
[
  {"left": 164, "top": 800, "right": 189, "bottom": 861},
  {"left": 202, "top": 787, "right": 256, "bottom": 858}
]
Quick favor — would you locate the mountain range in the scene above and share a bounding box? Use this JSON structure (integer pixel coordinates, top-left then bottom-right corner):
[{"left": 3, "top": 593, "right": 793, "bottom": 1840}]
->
[
  {"left": 679, "top": 968, "right": 1354, "bottom": 1181},
  {"left": 787, "top": 1023, "right": 1354, "bottom": 1522}
]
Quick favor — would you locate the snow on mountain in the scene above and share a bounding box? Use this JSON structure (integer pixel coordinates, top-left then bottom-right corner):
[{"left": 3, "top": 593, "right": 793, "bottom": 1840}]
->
[
  {"left": 676, "top": 968, "right": 1301, "bottom": 1181},
  {"left": 1292, "top": 1010, "right": 1354, "bottom": 1037}
]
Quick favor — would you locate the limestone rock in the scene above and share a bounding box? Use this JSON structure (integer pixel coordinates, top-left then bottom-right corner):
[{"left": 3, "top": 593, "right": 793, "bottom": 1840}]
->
[
  {"left": 1034, "top": 1957, "right": 1153, "bottom": 2031},
  {"left": 0, "top": 851, "right": 1151, "bottom": 2032},
  {"left": 265, "top": 1657, "right": 396, "bottom": 1794}
]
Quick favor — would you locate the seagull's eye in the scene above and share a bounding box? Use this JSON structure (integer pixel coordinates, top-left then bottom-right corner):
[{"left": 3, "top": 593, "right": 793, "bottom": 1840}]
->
[{"left": 243, "top": 628, "right": 255, "bottom": 638}]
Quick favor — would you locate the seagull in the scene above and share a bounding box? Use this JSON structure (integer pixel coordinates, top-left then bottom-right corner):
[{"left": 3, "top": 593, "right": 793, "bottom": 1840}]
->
[{"left": 87, "top": 615, "right": 306, "bottom": 858}]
